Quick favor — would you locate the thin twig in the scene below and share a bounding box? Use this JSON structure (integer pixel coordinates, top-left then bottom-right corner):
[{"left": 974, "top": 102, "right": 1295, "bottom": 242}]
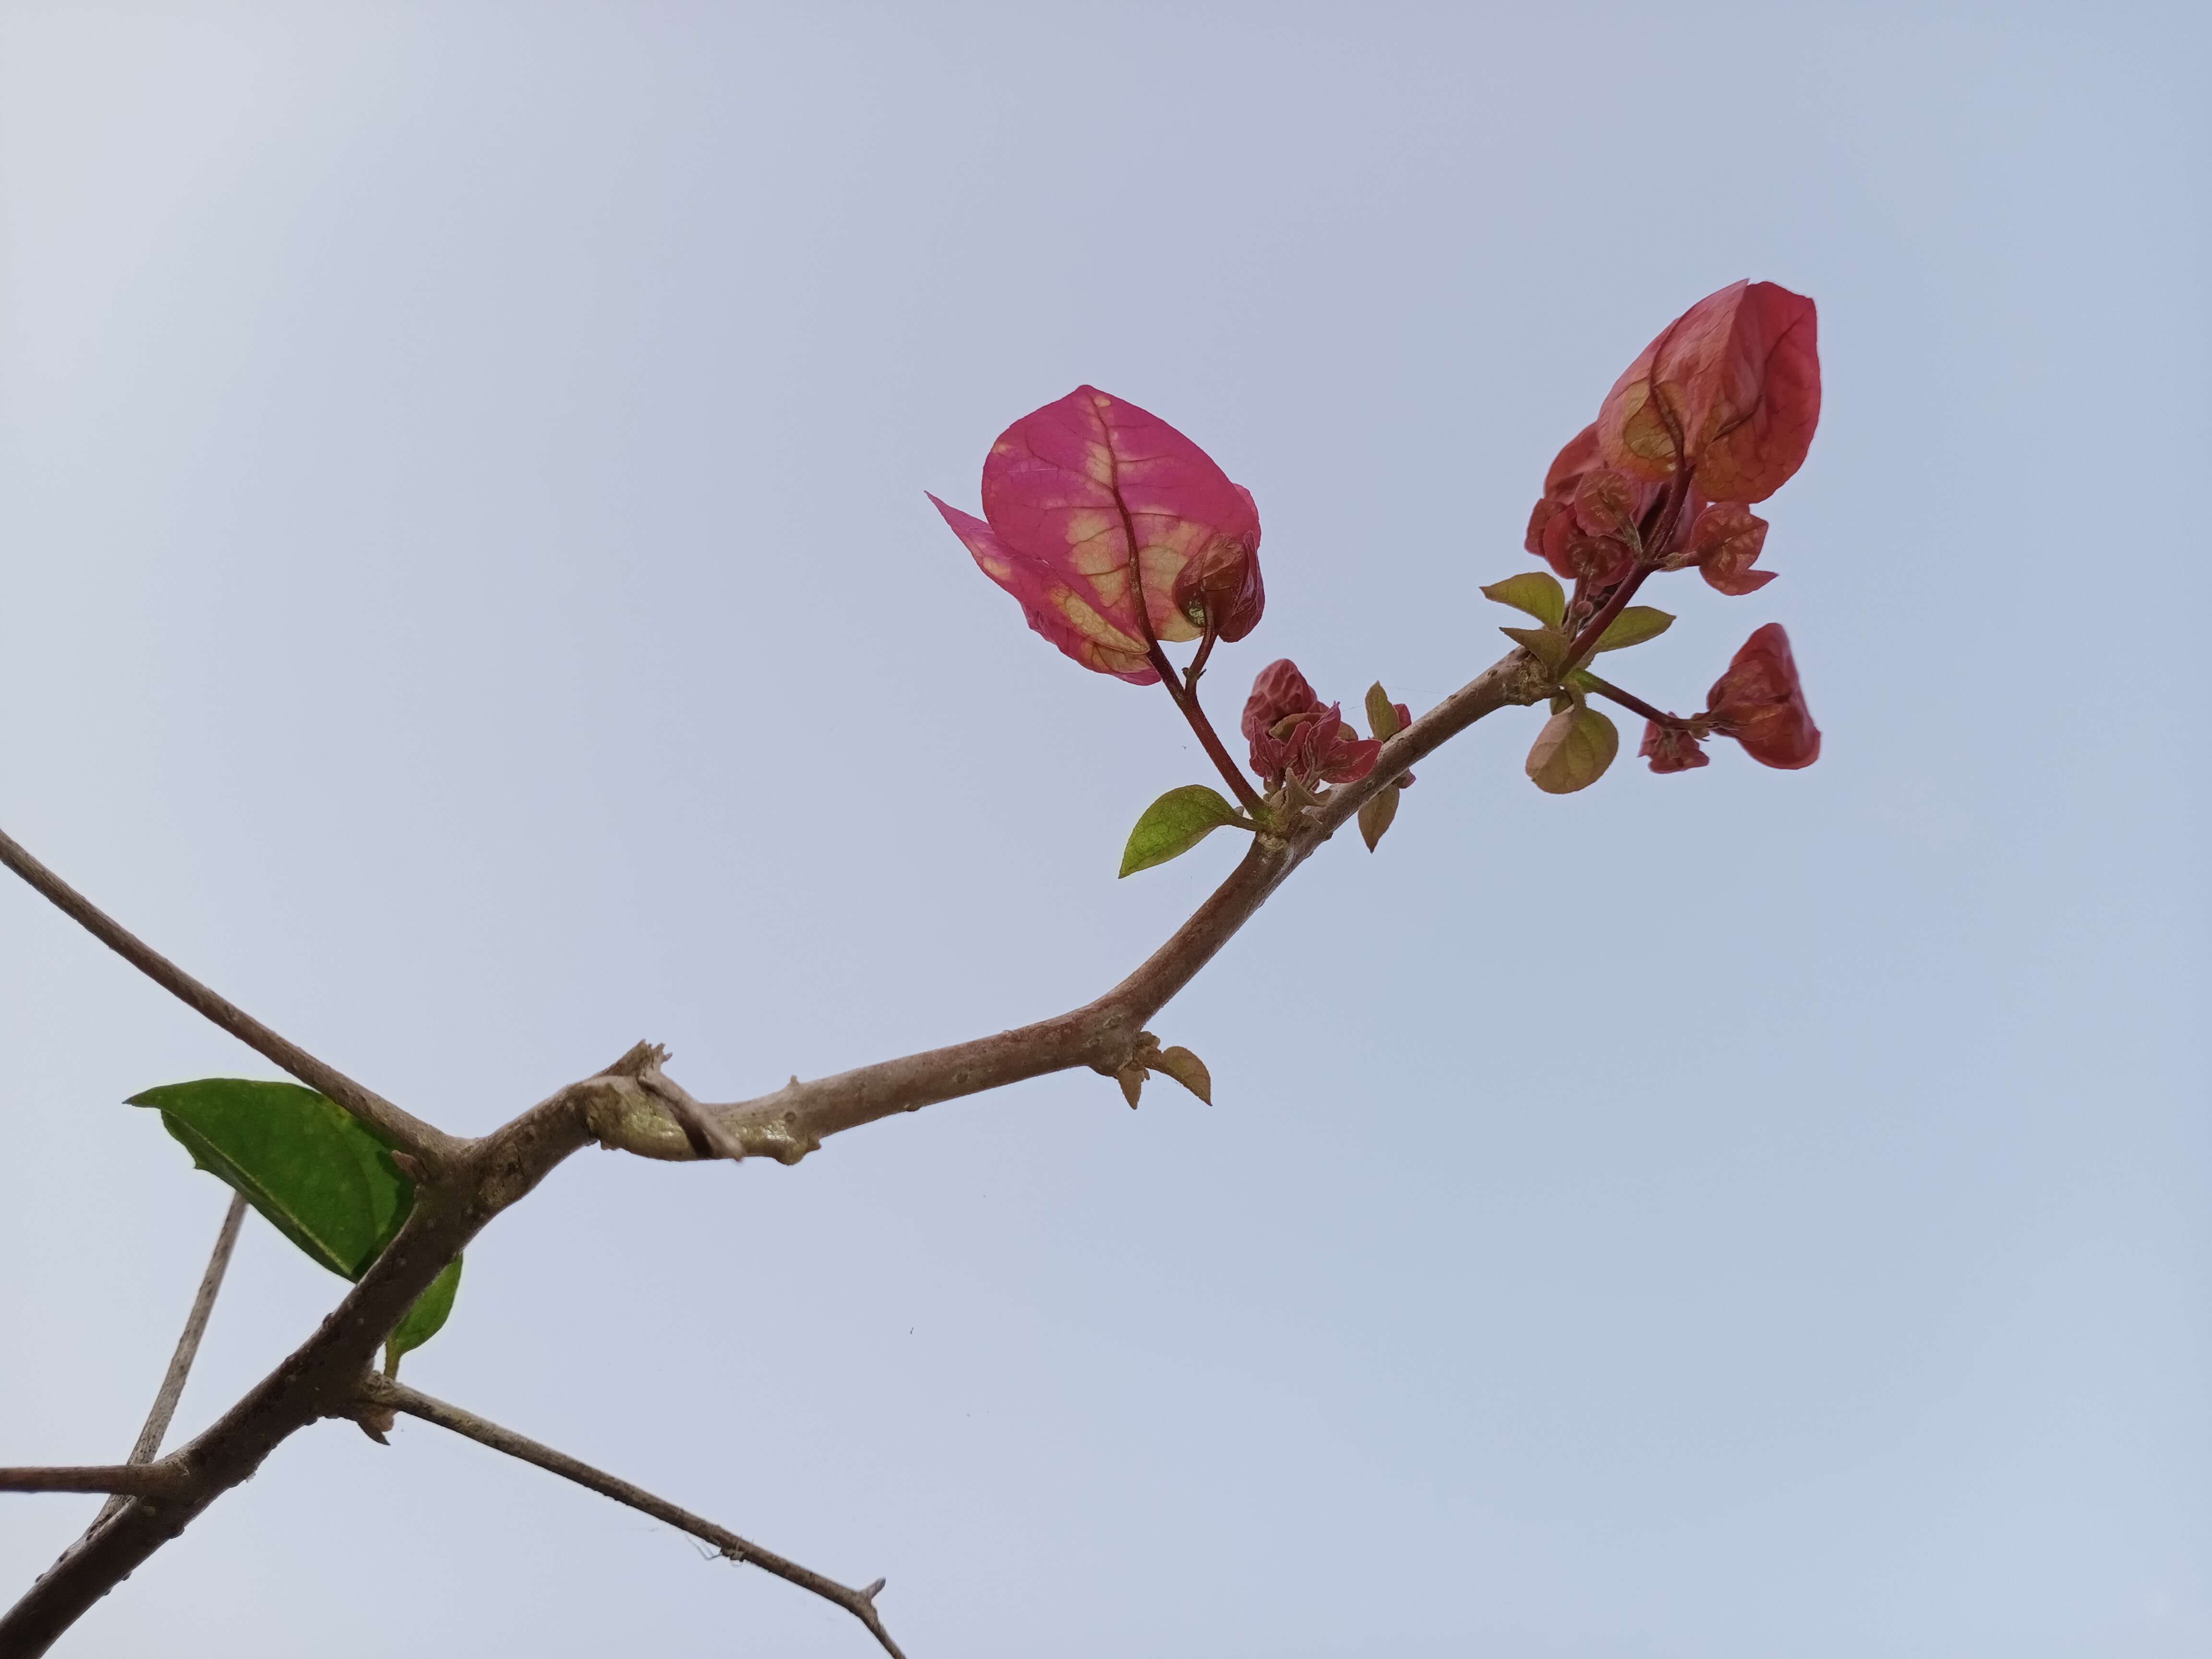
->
[
  {"left": 80, "top": 1191, "right": 249, "bottom": 1535},
  {"left": 0, "top": 1467, "right": 181, "bottom": 1498},
  {"left": 1575, "top": 671, "right": 1680, "bottom": 729},
  {"left": 361, "top": 1376, "right": 906, "bottom": 1658},
  {"left": 1147, "top": 642, "right": 1267, "bottom": 814},
  {"left": 0, "top": 827, "right": 449, "bottom": 1162}
]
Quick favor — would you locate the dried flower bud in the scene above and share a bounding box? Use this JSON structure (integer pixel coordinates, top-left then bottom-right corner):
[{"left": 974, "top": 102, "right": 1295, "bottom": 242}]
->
[{"left": 1638, "top": 721, "right": 1711, "bottom": 773}]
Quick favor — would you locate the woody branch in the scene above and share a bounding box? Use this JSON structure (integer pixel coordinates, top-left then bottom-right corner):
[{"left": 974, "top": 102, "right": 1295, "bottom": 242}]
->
[{"left": 0, "top": 645, "right": 1546, "bottom": 1656}]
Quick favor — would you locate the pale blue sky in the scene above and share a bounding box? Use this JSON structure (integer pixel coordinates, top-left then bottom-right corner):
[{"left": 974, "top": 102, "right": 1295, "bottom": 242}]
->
[{"left": 2, "top": 3, "right": 2206, "bottom": 1655}]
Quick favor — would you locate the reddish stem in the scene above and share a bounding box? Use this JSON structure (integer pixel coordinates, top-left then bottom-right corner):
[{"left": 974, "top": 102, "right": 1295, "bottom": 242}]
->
[
  {"left": 1563, "top": 564, "right": 1653, "bottom": 668},
  {"left": 1575, "top": 672, "right": 1681, "bottom": 729},
  {"left": 1148, "top": 644, "right": 1265, "bottom": 815},
  {"left": 1185, "top": 612, "right": 1221, "bottom": 687}
]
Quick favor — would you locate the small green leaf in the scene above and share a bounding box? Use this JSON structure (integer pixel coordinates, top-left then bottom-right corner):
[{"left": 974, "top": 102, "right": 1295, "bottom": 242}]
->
[
  {"left": 384, "top": 1255, "right": 462, "bottom": 1377},
  {"left": 1500, "top": 624, "right": 1571, "bottom": 672},
  {"left": 1358, "top": 785, "right": 1401, "bottom": 851},
  {"left": 1365, "top": 682, "right": 1401, "bottom": 742},
  {"left": 1525, "top": 706, "right": 1620, "bottom": 794},
  {"left": 1591, "top": 605, "right": 1675, "bottom": 653},
  {"left": 1119, "top": 785, "right": 1243, "bottom": 877},
  {"left": 1480, "top": 571, "right": 1567, "bottom": 628},
  {"left": 130, "top": 1080, "right": 412, "bottom": 1280}
]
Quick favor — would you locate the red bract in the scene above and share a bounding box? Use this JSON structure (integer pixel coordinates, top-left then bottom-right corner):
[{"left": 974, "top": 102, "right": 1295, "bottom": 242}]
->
[
  {"left": 1530, "top": 429, "right": 1654, "bottom": 584},
  {"left": 1241, "top": 660, "right": 1380, "bottom": 790},
  {"left": 1638, "top": 722, "right": 1710, "bottom": 773},
  {"left": 1679, "top": 502, "right": 1774, "bottom": 595},
  {"left": 1523, "top": 423, "right": 1674, "bottom": 585},
  {"left": 929, "top": 386, "right": 1263, "bottom": 685},
  {"left": 1705, "top": 623, "right": 1821, "bottom": 769},
  {"left": 1596, "top": 280, "right": 1820, "bottom": 504}
]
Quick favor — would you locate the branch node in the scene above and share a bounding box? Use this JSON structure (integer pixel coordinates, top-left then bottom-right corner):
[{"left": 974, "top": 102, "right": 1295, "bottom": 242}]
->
[
  {"left": 637, "top": 1060, "right": 748, "bottom": 1162},
  {"left": 605, "top": 1040, "right": 669, "bottom": 1079}
]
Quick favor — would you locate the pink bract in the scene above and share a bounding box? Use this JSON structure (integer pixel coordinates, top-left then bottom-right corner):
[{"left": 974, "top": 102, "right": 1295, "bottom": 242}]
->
[
  {"left": 930, "top": 386, "right": 1263, "bottom": 683},
  {"left": 1524, "top": 422, "right": 1678, "bottom": 585},
  {"left": 1597, "top": 280, "right": 1820, "bottom": 505},
  {"left": 1681, "top": 502, "right": 1776, "bottom": 595}
]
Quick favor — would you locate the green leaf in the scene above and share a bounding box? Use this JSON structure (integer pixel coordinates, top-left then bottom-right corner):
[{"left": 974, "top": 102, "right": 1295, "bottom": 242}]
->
[
  {"left": 1480, "top": 571, "right": 1567, "bottom": 628},
  {"left": 1525, "top": 706, "right": 1620, "bottom": 794},
  {"left": 384, "top": 1255, "right": 462, "bottom": 1377},
  {"left": 129, "top": 1079, "right": 412, "bottom": 1280},
  {"left": 1358, "top": 785, "right": 1401, "bottom": 852},
  {"left": 1500, "top": 624, "right": 1571, "bottom": 672},
  {"left": 1365, "top": 682, "right": 1401, "bottom": 742},
  {"left": 1119, "top": 785, "right": 1243, "bottom": 877},
  {"left": 1591, "top": 605, "right": 1675, "bottom": 653}
]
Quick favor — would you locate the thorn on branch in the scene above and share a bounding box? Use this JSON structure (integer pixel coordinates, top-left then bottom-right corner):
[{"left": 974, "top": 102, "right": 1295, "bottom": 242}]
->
[
  {"left": 605, "top": 1040, "right": 670, "bottom": 1080},
  {"left": 351, "top": 1402, "right": 397, "bottom": 1444}
]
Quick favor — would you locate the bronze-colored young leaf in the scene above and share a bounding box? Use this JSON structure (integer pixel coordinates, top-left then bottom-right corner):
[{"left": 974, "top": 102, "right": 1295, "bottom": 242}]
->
[
  {"left": 1364, "top": 682, "right": 1402, "bottom": 742},
  {"left": 129, "top": 1079, "right": 413, "bottom": 1280},
  {"left": 1480, "top": 571, "right": 1567, "bottom": 628},
  {"left": 1591, "top": 605, "right": 1675, "bottom": 653},
  {"left": 1358, "top": 785, "right": 1401, "bottom": 851},
  {"left": 1119, "top": 784, "right": 1244, "bottom": 877},
  {"left": 1525, "top": 706, "right": 1620, "bottom": 794},
  {"left": 1499, "top": 624, "right": 1571, "bottom": 672},
  {"left": 1150, "top": 1045, "right": 1213, "bottom": 1104}
]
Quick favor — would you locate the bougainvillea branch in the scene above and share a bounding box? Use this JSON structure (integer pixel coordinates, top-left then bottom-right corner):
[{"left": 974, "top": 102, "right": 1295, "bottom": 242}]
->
[
  {"left": 578, "top": 647, "right": 1548, "bottom": 1166},
  {"left": 5, "top": 277, "right": 1828, "bottom": 1654},
  {"left": 0, "top": 645, "right": 1548, "bottom": 1651}
]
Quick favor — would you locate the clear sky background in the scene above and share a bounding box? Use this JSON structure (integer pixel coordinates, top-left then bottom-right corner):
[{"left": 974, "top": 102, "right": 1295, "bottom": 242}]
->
[{"left": 2, "top": 3, "right": 2206, "bottom": 1655}]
